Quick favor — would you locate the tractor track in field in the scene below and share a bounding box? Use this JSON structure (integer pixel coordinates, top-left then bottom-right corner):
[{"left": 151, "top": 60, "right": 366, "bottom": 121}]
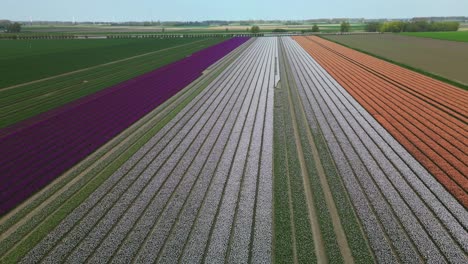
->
[
  {"left": 16, "top": 37, "right": 275, "bottom": 263},
  {"left": 273, "top": 37, "right": 372, "bottom": 264},
  {"left": 287, "top": 36, "right": 467, "bottom": 262}
]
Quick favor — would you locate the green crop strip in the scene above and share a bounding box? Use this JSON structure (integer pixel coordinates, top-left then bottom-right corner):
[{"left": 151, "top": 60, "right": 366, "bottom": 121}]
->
[
  {"left": 272, "top": 86, "right": 295, "bottom": 263},
  {"left": 320, "top": 35, "right": 468, "bottom": 91},
  {"left": 0, "top": 40, "right": 247, "bottom": 263},
  {"left": 280, "top": 82, "right": 316, "bottom": 264},
  {"left": 0, "top": 38, "right": 215, "bottom": 88},
  {"left": 287, "top": 72, "right": 343, "bottom": 264},
  {"left": 0, "top": 38, "right": 225, "bottom": 128}
]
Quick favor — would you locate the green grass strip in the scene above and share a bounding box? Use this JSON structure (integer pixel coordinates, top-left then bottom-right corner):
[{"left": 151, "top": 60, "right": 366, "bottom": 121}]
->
[
  {"left": 320, "top": 35, "right": 468, "bottom": 91},
  {"left": 281, "top": 40, "right": 344, "bottom": 263}
]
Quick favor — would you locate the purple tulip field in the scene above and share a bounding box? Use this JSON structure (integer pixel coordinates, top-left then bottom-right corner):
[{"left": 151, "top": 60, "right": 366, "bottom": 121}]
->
[{"left": 0, "top": 37, "right": 249, "bottom": 215}]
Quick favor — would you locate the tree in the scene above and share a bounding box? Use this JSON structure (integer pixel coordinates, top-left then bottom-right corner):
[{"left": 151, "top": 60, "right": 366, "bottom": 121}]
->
[
  {"left": 311, "top": 24, "right": 319, "bottom": 32},
  {"left": 6, "top": 22, "right": 21, "bottom": 33},
  {"left": 0, "top": 20, "right": 11, "bottom": 31},
  {"left": 380, "top": 21, "right": 405, "bottom": 32},
  {"left": 340, "top": 21, "right": 350, "bottom": 33},
  {"left": 364, "top": 22, "right": 382, "bottom": 32},
  {"left": 272, "top": 28, "right": 287, "bottom": 33},
  {"left": 250, "top": 25, "right": 260, "bottom": 33}
]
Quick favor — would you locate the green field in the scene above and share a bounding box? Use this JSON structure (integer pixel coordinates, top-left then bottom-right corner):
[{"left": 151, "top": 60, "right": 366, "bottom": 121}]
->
[
  {"left": 0, "top": 38, "right": 221, "bottom": 88},
  {"left": 401, "top": 31, "right": 468, "bottom": 42},
  {"left": 0, "top": 38, "right": 225, "bottom": 128}
]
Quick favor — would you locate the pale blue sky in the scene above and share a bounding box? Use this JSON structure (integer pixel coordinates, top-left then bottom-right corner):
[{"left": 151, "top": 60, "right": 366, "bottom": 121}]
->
[{"left": 2, "top": 0, "right": 467, "bottom": 22}]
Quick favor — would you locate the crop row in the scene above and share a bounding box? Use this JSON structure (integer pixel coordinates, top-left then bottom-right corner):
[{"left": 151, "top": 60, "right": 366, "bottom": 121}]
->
[
  {"left": 17, "top": 37, "right": 276, "bottom": 263},
  {"left": 0, "top": 37, "right": 249, "bottom": 215},
  {"left": 288, "top": 36, "right": 467, "bottom": 262}
]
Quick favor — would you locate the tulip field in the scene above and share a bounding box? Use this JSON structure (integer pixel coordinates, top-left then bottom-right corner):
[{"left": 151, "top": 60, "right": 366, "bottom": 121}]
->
[{"left": 0, "top": 35, "right": 466, "bottom": 263}]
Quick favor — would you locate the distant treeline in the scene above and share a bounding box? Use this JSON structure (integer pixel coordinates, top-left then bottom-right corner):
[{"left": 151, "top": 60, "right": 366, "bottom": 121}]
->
[
  {"left": 110, "top": 21, "right": 245, "bottom": 27},
  {"left": 365, "top": 21, "right": 460, "bottom": 33},
  {"left": 0, "top": 33, "right": 264, "bottom": 40},
  {"left": 0, "top": 20, "right": 21, "bottom": 33}
]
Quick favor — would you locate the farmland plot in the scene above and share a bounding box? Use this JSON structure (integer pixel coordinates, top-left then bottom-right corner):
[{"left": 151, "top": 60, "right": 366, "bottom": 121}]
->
[
  {"left": 0, "top": 37, "right": 248, "bottom": 215},
  {"left": 285, "top": 36, "right": 467, "bottom": 262},
  {"left": 17, "top": 37, "right": 276, "bottom": 263}
]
